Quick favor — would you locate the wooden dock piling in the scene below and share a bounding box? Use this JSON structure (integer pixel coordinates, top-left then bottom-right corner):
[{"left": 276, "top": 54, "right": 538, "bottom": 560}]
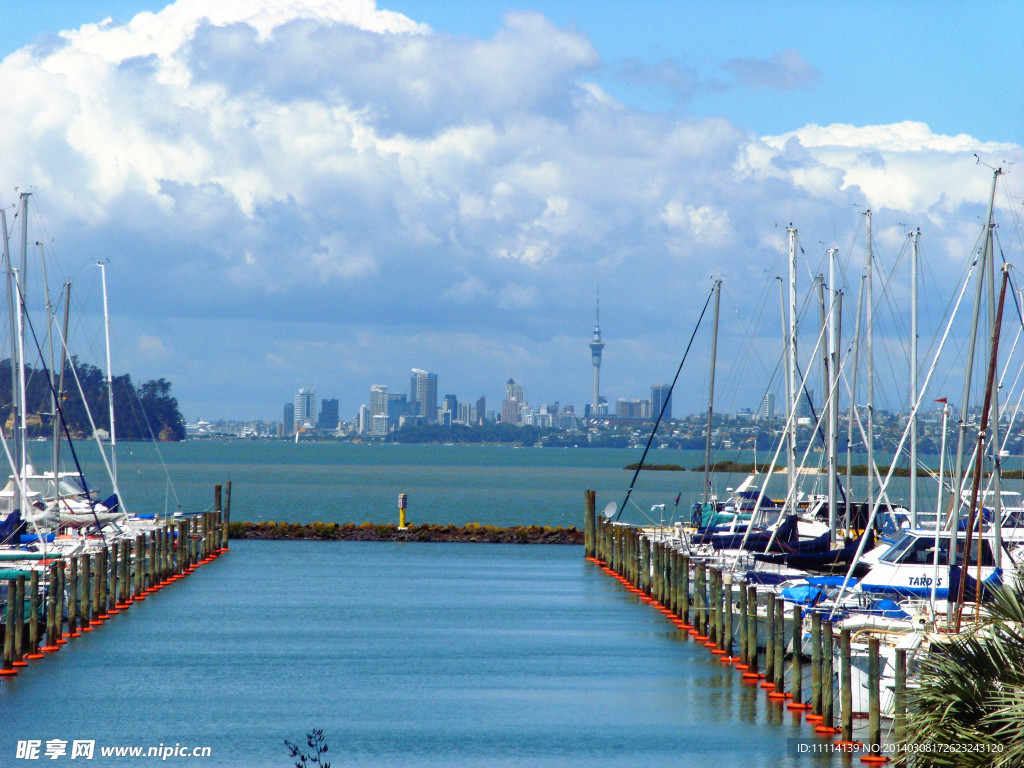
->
[
  {"left": 584, "top": 490, "right": 596, "bottom": 559},
  {"left": 894, "top": 647, "right": 907, "bottom": 743},
  {"left": 787, "top": 605, "right": 808, "bottom": 709},
  {"left": 68, "top": 557, "right": 78, "bottom": 636},
  {"left": 737, "top": 580, "right": 748, "bottom": 667},
  {"left": 838, "top": 627, "right": 856, "bottom": 746},
  {"left": 27, "top": 570, "right": 41, "bottom": 657},
  {"left": 743, "top": 585, "right": 759, "bottom": 678},
  {"left": 694, "top": 562, "right": 707, "bottom": 639},
  {"left": 2, "top": 578, "right": 15, "bottom": 675},
  {"left": 720, "top": 572, "right": 731, "bottom": 658},
  {"left": 679, "top": 555, "right": 690, "bottom": 627},
  {"left": 13, "top": 575, "right": 25, "bottom": 664},
  {"left": 222, "top": 480, "right": 232, "bottom": 550},
  {"left": 708, "top": 568, "right": 720, "bottom": 648},
  {"left": 43, "top": 565, "right": 58, "bottom": 652},
  {"left": 810, "top": 612, "right": 822, "bottom": 719},
  {"left": 866, "top": 637, "right": 883, "bottom": 756},
  {"left": 81, "top": 553, "right": 93, "bottom": 630},
  {"left": 763, "top": 592, "right": 776, "bottom": 688},
  {"left": 817, "top": 621, "right": 837, "bottom": 734}
]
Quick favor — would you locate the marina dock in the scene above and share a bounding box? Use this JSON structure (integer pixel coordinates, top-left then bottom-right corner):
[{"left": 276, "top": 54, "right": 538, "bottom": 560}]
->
[
  {"left": 583, "top": 490, "right": 903, "bottom": 763},
  {"left": 0, "top": 486, "right": 231, "bottom": 678}
]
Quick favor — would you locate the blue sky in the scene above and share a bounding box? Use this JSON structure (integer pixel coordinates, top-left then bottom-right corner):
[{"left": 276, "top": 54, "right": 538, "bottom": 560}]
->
[
  {"left": 4, "top": 1, "right": 1019, "bottom": 142},
  {"left": 0, "top": 0, "right": 1021, "bottom": 423}
]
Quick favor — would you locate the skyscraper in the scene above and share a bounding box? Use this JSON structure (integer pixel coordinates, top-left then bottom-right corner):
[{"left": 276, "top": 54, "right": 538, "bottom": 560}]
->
[
  {"left": 506, "top": 378, "right": 524, "bottom": 405},
  {"left": 318, "top": 398, "right": 339, "bottom": 430},
  {"left": 502, "top": 397, "right": 519, "bottom": 425},
  {"left": 388, "top": 393, "right": 410, "bottom": 426},
  {"left": 589, "top": 295, "right": 604, "bottom": 414},
  {"left": 443, "top": 394, "right": 458, "bottom": 419},
  {"left": 295, "top": 388, "right": 317, "bottom": 428},
  {"left": 651, "top": 384, "right": 672, "bottom": 420},
  {"left": 283, "top": 402, "right": 295, "bottom": 436},
  {"left": 370, "top": 385, "right": 388, "bottom": 416},
  {"left": 411, "top": 369, "right": 438, "bottom": 422}
]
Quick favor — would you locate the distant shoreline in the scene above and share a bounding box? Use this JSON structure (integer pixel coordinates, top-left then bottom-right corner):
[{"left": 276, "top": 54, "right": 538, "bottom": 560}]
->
[{"left": 229, "top": 521, "right": 583, "bottom": 544}]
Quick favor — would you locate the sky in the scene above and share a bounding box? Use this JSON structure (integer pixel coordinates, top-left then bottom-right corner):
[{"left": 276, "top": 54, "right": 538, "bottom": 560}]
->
[{"left": 0, "top": 0, "right": 1021, "bottom": 423}]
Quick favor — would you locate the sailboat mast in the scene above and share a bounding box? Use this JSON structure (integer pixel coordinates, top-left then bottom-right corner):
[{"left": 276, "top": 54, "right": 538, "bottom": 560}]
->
[
  {"left": 787, "top": 226, "right": 798, "bottom": 496},
  {"left": 954, "top": 265, "right": 1009, "bottom": 632},
  {"left": 931, "top": 402, "right": 949, "bottom": 612},
  {"left": 846, "top": 275, "right": 865, "bottom": 533},
  {"left": 702, "top": 278, "right": 721, "bottom": 505},
  {"left": 53, "top": 283, "right": 71, "bottom": 494},
  {"left": 16, "top": 193, "right": 30, "bottom": 508},
  {"left": 949, "top": 169, "right": 1000, "bottom": 535},
  {"left": 828, "top": 247, "right": 839, "bottom": 541},
  {"left": 99, "top": 263, "right": 117, "bottom": 489},
  {"left": 865, "top": 210, "right": 875, "bottom": 512},
  {"left": 1, "top": 208, "right": 17, "bottom": 478},
  {"left": 910, "top": 229, "right": 920, "bottom": 527},
  {"left": 38, "top": 241, "right": 58, "bottom": 498}
]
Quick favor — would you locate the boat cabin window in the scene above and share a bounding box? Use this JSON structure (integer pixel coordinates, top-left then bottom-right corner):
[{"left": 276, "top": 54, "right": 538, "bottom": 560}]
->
[
  {"left": 879, "top": 533, "right": 915, "bottom": 564},
  {"left": 881, "top": 534, "right": 996, "bottom": 566}
]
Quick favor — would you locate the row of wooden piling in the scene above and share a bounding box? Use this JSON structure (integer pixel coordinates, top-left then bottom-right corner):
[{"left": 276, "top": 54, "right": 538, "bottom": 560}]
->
[
  {"left": 0, "top": 484, "right": 232, "bottom": 678},
  {"left": 584, "top": 492, "right": 906, "bottom": 764}
]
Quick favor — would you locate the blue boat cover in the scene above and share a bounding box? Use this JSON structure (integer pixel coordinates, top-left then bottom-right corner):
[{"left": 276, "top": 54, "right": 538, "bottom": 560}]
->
[
  {"left": 19, "top": 534, "right": 55, "bottom": 543},
  {"left": 781, "top": 584, "right": 827, "bottom": 606},
  {"left": 872, "top": 598, "right": 909, "bottom": 619}
]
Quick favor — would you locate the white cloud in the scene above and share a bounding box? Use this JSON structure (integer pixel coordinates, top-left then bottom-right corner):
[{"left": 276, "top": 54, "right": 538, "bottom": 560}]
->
[
  {"left": 0, "top": 1, "right": 1020, "bottom": 419},
  {"left": 723, "top": 48, "right": 819, "bottom": 91},
  {"left": 747, "top": 122, "right": 1021, "bottom": 217},
  {"left": 136, "top": 334, "right": 169, "bottom": 357}
]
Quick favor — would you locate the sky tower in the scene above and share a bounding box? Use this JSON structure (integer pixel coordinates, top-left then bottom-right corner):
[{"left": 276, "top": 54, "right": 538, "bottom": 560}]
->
[{"left": 589, "top": 294, "right": 604, "bottom": 414}]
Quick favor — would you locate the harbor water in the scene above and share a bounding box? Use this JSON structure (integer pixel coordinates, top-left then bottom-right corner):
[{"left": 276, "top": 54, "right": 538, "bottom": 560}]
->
[
  {"left": 1, "top": 540, "right": 847, "bottom": 767},
  {"left": 0, "top": 440, "right": 927, "bottom": 765},
  {"left": 24, "top": 439, "right": 988, "bottom": 528}
]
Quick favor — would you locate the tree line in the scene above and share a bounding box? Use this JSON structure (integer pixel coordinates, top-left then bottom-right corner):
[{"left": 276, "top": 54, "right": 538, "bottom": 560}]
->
[{"left": 0, "top": 358, "right": 185, "bottom": 441}]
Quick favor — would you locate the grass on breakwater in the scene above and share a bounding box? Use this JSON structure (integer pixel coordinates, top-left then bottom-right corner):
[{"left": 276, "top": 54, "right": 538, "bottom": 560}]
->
[{"left": 229, "top": 520, "right": 583, "bottom": 544}]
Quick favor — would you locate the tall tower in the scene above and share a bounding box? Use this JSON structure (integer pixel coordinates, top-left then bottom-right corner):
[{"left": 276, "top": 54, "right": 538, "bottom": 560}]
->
[{"left": 589, "top": 294, "right": 604, "bottom": 414}]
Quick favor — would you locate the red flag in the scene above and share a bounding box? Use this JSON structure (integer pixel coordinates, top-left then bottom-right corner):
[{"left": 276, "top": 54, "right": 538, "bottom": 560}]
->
[{"left": 935, "top": 398, "right": 948, "bottom": 403}]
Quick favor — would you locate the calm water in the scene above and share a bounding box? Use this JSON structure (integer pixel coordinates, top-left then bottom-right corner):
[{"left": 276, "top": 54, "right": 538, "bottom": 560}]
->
[
  {"left": 22, "top": 439, "right": 982, "bottom": 528},
  {"left": 2, "top": 440, "right": 929, "bottom": 767},
  {"left": 0, "top": 541, "right": 846, "bottom": 767}
]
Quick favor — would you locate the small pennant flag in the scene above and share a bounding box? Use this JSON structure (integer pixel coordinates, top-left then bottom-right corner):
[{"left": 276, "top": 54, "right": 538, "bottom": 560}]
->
[{"left": 935, "top": 398, "right": 948, "bottom": 404}]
